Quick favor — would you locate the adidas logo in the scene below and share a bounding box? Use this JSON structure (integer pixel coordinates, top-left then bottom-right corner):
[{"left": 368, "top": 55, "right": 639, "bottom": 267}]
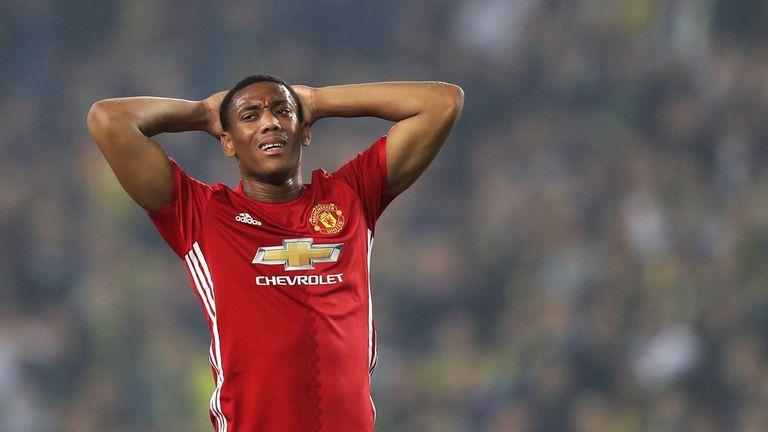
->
[{"left": 235, "top": 212, "right": 262, "bottom": 226}]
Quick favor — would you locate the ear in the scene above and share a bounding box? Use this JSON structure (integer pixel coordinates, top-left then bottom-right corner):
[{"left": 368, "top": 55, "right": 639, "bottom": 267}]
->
[
  {"left": 301, "top": 122, "right": 311, "bottom": 147},
  {"left": 220, "top": 132, "right": 237, "bottom": 158}
]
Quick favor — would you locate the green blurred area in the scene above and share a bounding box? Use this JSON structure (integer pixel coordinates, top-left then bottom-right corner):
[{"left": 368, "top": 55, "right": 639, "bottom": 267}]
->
[{"left": 3, "top": 0, "right": 768, "bottom": 430}]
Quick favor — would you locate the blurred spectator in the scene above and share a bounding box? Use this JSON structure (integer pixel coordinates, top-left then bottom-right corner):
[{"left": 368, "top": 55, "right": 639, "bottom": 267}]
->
[{"left": 4, "top": 0, "right": 768, "bottom": 430}]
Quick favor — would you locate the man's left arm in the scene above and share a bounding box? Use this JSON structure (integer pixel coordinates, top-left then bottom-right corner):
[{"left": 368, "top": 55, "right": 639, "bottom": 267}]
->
[{"left": 295, "top": 82, "right": 464, "bottom": 194}]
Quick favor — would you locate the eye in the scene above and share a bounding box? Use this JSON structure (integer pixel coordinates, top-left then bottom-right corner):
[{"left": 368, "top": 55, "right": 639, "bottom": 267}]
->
[
  {"left": 241, "top": 113, "right": 257, "bottom": 121},
  {"left": 276, "top": 107, "right": 292, "bottom": 116}
]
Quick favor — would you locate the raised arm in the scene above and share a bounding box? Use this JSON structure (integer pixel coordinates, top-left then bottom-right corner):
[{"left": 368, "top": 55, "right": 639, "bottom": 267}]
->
[
  {"left": 296, "top": 82, "right": 464, "bottom": 194},
  {"left": 86, "top": 93, "right": 224, "bottom": 210}
]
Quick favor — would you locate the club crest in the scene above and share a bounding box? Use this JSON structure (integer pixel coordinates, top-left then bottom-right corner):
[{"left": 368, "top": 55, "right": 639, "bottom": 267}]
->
[{"left": 309, "top": 202, "right": 345, "bottom": 234}]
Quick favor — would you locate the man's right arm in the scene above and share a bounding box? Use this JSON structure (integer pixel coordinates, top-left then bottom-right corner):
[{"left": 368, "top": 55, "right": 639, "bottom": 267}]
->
[{"left": 86, "top": 94, "right": 224, "bottom": 210}]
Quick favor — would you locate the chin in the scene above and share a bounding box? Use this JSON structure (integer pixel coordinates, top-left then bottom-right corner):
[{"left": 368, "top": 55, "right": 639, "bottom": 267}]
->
[{"left": 244, "top": 161, "right": 299, "bottom": 184}]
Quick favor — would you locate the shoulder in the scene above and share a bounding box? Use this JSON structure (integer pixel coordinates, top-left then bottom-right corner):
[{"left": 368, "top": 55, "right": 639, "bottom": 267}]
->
[
  {"left": 210, "top": 182, "right": 231, "bottom": 192},
  {"left": 313, "top": 168, "right": 332, "bottom": 180},
  {"left": 170, "top": 158, "right": 235, "bottom": 194},
  {"left": 311, "top": 168, "right": 339, "bottom": 187},
  {"left": 310, "top": 168, "right": 356, "bottom": 194}
]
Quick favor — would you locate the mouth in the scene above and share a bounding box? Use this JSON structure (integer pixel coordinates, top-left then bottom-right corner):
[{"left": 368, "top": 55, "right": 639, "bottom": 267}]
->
[{"left": 258, "top": 136, "right": 287, "bottom": 154}]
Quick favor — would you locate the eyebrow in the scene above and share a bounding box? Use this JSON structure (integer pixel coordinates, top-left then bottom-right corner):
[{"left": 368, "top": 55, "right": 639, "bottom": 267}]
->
[{"left": 238, "top": 99, "right": 292, "bottom": 113}]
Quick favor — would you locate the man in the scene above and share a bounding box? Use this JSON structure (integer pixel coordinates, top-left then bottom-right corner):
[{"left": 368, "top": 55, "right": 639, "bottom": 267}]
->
[{"left": 87, "top": 75, "right": 463, "bottom": 431}]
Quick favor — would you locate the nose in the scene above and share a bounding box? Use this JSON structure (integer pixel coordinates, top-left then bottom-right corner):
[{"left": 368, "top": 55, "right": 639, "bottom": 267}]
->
[{"left": 259, "top": 110, "right": 281, "bottom": 133}]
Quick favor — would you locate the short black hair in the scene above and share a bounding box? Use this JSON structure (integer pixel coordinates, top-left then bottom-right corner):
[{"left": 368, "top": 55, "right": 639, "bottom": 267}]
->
[{"left": 219, "top": 74, "right": 304, "bottom": 131}]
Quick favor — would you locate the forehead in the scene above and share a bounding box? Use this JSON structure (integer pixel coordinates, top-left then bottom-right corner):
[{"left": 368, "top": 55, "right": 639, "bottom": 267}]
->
[{"left": 233, "top": 81, "right": 294, "bottom": 110}]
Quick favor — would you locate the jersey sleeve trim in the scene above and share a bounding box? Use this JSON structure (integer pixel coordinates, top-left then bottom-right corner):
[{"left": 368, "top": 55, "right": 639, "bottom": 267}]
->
[
  {"left": 147, "top": 158, "right": 184, "bottom": 215},
  {"left": 377, "top": 137, "right": 399, "bottom": 202},
  {"left": 330, "top": 136, "right": 399, "bottom": 234},
  {"left": 147, "top": 157, "right": 214, "bottom": 258}
]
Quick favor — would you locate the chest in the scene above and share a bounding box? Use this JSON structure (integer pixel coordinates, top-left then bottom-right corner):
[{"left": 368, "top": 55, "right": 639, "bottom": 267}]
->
[{"left": 198, "top": 188, "right": 367, "bottom": 271}]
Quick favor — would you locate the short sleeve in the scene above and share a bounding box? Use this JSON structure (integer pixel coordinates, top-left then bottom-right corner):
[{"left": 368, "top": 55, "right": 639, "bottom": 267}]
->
[
  {"left": 332, "top": 136, "right": 398, "bottom": 232},
  {"left": 147, "top": 158, "right": 213, "bottom": 258}
]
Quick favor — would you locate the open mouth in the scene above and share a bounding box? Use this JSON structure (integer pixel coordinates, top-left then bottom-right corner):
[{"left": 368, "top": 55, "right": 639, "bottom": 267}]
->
[
  {"left": 258, "top": 136, "right": 287, "bottom": 153},
  {"left": 259, "top": 142, "right": 285, "bottom": 151}
]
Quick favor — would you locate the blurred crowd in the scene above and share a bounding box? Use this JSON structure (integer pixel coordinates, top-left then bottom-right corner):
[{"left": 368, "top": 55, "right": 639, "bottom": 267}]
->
[{"left": 3, "top": 0, "right": 768, "bottom": 430}]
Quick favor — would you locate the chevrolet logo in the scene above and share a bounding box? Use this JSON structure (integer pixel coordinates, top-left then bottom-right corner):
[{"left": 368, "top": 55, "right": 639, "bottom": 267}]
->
[{"left": 252, "top": 238, "right": 343, "bottom": 271}]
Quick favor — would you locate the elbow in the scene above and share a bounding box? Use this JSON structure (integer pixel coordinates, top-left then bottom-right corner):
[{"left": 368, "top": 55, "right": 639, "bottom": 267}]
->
[
  {"left": 87, "top": 99, "right": 131, "bottom": 141},
  {"left": 434, "top": 82, "right": 464, "bottom": 123},
  {"left": 447, "top": 84, "right": 464, "bottom": 118},
  {"left": 86, "top": 100, "right": 113, "bottom": 136},
  {"left": 441, "top": 82, "right": 464, "bottom": 103}
]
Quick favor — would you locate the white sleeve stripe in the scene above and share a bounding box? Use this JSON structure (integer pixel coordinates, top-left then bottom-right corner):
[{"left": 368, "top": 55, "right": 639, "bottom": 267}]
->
[
  {"left": 186, "top": 243, "right": 228, "bottom": 432},
  {"left": 186, "top": 251, "right": 224, "bottom": 431},
  {"left": 185, "top": 254, "right": 215, "bottom": 322},
  {"left": 188, "top": 249, "right": 217, "bottom": 314},
  {"left": 194, "top": 242, "right": 215, "bottom": 297},
  {"left": 366, "top": 229, "right": 374, "bottom": 371},
  {"left": 366, "top": 230, "right": 377, "bottom": 423}
]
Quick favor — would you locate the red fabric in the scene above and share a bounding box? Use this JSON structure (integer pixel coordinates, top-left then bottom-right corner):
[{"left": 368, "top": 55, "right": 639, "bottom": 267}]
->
[{"left": 148, "top": 136, "right": 395, "bottom": 432}]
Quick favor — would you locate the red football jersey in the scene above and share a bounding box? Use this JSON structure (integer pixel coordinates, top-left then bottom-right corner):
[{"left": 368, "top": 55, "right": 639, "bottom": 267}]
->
[{"left": 148, "top": 136, "right": 397, "bottom": 432}]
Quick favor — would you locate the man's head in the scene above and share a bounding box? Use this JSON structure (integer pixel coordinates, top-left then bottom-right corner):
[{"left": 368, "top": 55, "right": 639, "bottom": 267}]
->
[
  {"left": 218, "top": 74, "right": 310, "bottom": 185},
  {"left": 219, "top": 74, "right": 304, "bottom": 131}
]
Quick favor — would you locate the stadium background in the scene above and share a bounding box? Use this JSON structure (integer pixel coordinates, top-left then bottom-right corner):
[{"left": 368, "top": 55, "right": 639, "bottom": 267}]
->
[{"left": 2, "top": 0, "right": 768, "bottom": 430}]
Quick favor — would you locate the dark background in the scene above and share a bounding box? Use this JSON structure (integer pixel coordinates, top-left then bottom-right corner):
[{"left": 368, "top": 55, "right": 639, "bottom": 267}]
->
[{"left": 3, "top": 0, "right": 768, "bottom": 430}]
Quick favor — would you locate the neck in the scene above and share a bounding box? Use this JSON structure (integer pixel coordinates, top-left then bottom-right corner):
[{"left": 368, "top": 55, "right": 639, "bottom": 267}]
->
[{"left": 241, "top": 174, "right": 304, "bottom": 203}]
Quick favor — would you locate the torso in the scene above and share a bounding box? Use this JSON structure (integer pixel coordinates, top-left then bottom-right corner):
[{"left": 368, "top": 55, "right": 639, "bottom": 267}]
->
[{"left": 186, "top": 170, "right": 376, "bottom": 431}]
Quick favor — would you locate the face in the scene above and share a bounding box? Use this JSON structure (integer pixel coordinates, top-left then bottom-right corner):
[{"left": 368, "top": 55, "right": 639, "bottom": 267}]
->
[{"left": 220, "top": 81, "right": 310, "bottom": 184}]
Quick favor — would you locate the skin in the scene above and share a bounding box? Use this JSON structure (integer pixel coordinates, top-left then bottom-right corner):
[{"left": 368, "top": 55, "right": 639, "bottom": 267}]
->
[
  {"left": 87, "top": 81, "right": 464, "bottom": 209},
  {"left": 220, "top": 82, "right": 310, "bottom": 202}
]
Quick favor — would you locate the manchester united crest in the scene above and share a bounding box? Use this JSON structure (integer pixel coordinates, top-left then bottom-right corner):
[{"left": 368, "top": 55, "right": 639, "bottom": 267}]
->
[{"left": 309, "top": 202, "right": 346, "bottom": 234}]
